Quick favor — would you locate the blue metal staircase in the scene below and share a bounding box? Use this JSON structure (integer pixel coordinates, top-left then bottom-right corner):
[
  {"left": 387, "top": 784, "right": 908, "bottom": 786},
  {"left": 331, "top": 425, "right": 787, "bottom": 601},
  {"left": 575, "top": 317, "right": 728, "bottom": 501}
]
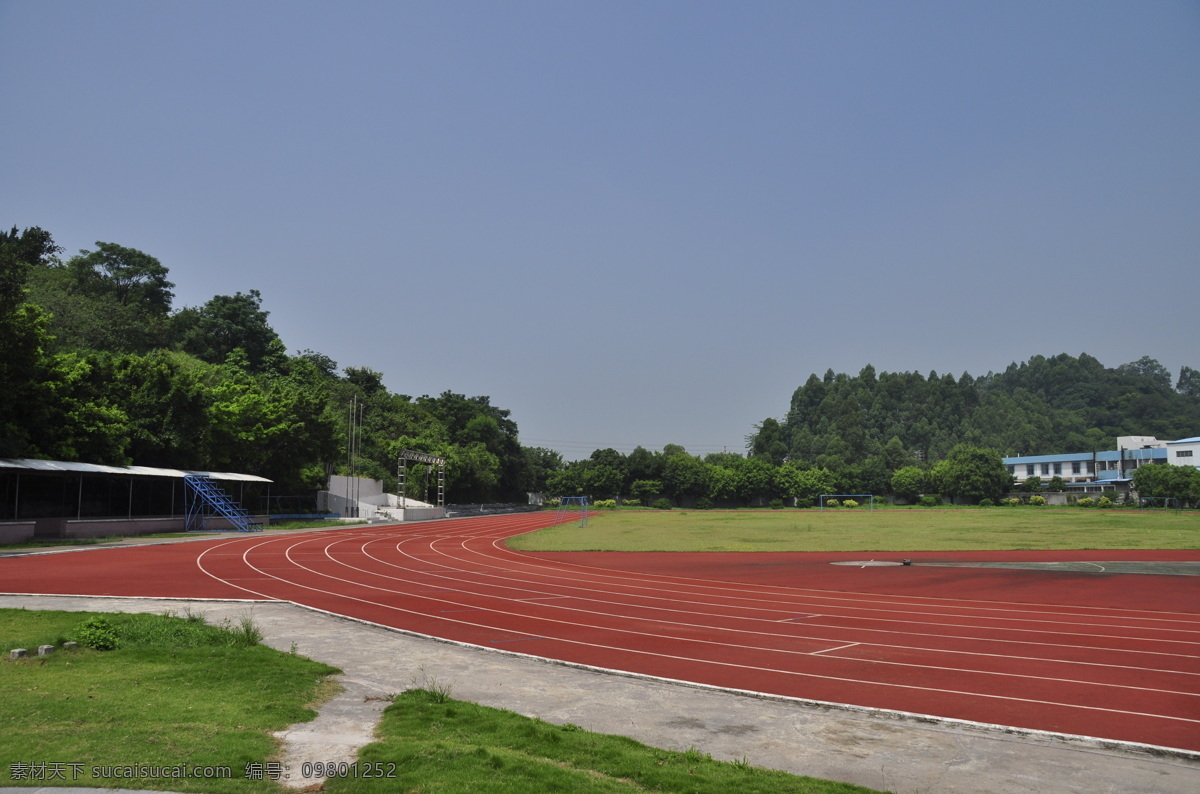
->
[{"left": 184, "top": 474, "right": 263, "bottom": 532}]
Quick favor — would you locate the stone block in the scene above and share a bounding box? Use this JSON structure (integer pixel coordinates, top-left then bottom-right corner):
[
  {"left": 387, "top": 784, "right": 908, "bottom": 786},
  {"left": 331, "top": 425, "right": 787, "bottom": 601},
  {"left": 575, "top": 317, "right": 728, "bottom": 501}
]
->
[
  {"left": 62, "top": 641, "right": 78, "bottom": 650},
  {"left": 37, "top": 644, "right": 54, "bottom": 656},
  {"left": 9, "top": 649, "right": 27, "bottom": 660}
]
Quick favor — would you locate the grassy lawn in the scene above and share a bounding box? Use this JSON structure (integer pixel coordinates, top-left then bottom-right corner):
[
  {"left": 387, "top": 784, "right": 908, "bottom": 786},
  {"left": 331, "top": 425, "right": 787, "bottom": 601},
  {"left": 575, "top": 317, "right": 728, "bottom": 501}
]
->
[
  {"left": 325, "top": 688, "right": 879, "bottom": 794},
  {"left": 0, "top": 608, "right": 339, "bottom": 791},
  {"left": 509, "top": 507, "right": 1199, "bottom": 552},
  {"left": 1, "top": 608, "right": 882, "bottom": 794}
]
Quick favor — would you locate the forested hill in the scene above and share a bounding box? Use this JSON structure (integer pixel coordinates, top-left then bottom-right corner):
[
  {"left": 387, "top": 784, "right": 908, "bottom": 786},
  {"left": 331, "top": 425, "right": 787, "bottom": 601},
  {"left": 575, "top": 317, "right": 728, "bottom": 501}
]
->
[
  {"left": 0, "top": 226, "right": 553, "bottom": 500},
  {"left": 752, "top": 354, "right": 1200, "bottom": 467}
]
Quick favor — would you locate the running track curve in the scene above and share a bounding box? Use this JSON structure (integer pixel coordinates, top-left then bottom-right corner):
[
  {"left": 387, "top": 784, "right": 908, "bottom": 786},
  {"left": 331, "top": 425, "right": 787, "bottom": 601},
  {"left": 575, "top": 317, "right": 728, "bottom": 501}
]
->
[{"left": 2, "top": 512, "right": 1198, "bottom": 753}]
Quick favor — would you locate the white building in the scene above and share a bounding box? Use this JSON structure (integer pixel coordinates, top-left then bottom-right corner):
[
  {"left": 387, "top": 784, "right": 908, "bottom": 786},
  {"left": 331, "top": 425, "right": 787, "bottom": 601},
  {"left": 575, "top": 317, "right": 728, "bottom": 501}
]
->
[{"left": 1165, "top": 437, "right": 1200, "bottom": 469}]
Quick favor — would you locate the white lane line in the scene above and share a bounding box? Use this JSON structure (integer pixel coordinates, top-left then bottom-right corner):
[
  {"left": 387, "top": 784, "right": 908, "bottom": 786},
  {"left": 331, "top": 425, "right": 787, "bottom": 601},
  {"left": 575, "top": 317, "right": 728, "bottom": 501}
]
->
[
  {"left": 195, "top": 536, "right": 1200, "bottom": 730},
  {"left": 814, "top": 643, "right": 861, "bottom": 655},
  {"left": 221, "top": 535, "right": 1200, "bottom": 702}
]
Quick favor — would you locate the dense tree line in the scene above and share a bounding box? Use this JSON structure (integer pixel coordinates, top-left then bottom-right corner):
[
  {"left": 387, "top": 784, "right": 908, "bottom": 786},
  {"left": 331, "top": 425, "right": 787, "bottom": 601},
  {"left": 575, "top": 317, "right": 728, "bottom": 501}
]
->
[
  {"left": 6, "top": 225, "right": 1195, "bottom": 506},
  {"left": 0, "top": 226, "right": 553, "bottom": 500},
  {"left": 548, "top": 354, "right": 1198, "bottom": 507},
  {"left": 543, "top": 442, "right": 1016, "bottom": 507},
  {"left": 760, "top": 355, "right": 1200, "bottom": 469}
]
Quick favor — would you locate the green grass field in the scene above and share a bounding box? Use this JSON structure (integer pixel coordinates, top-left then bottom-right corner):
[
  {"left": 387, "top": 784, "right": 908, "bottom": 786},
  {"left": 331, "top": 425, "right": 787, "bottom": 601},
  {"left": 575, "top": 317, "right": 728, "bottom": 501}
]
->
[
  {"left": 0, "top": 608, "right": 880, "bottom": 793},
  {"left": 508, "top": 507, "right": 1198, "bottom": 553},
  {"left": 0, "top": 608, "right": 339, "bottom": 792},
  {"left": 326, "top": 688, "right": 878, "bottom": 794}
]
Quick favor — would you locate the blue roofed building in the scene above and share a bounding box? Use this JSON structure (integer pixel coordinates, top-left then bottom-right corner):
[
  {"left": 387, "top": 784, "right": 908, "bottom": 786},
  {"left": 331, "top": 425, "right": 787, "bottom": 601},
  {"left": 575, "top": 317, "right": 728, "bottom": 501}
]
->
[{"left": 1002, "top": 436, "right": 1176, "bottom": 495}]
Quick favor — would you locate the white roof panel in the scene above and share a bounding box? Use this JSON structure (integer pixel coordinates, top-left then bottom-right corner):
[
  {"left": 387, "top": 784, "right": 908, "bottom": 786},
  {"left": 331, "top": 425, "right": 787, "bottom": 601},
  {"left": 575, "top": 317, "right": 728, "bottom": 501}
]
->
[{"left": 0, "top": 458, "right": 272, "bottom": 483}]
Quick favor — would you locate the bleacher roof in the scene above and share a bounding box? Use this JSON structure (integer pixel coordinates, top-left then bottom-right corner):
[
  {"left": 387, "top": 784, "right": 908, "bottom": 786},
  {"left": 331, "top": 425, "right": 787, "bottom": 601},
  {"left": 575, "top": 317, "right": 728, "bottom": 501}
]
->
[{"left": 0, "top": 458, "right": 271, "bottom": 483}]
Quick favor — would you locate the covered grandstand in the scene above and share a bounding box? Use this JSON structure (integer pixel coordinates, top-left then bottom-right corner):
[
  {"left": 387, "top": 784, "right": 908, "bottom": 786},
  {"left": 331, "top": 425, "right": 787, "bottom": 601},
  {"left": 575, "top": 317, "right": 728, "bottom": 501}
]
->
[{"left": 0, "top": 458, "right": 270, "bottom": 543}]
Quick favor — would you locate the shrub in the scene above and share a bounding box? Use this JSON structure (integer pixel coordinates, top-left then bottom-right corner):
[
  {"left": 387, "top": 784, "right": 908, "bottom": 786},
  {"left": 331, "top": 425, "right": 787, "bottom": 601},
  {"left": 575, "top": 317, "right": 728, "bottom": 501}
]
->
[
  {"left": 1098, "top": 496, "right": 1113, "bottom": 508},
  {"left": 978, "top": 498, "right": 994, "bottom": 507},
  {"left": 696, "top": 497, "right": 714, "bottom": 510},
  {"left": 1001, "top": 497, "right": 1022, "bottom": 506},
  {"left": 917, "top": 495, "right": 943, "bottom": 507},
  {"left": 593, "top": 499, "right": 617, "bottom": 509},
  {"left": 1077, "top": 497, "right": 1094, "bottom": 508},
  {"left": 651, "top": 498, "right": 672, "bottom": 510},
  {"left": 621, "top": 499, "right": 640, "bottom": 507},
  {"left": 825, "top": 499, "right": 840, "bottom": 508},
  {"left": 1028, "top": 495, "right": 1046, "bottom": 506},
  {"left": 75, "top": 616, "right": 120, "bottom": 650},
  {"left": 795, "top": 497, "right": 815, "bottom": 509},
  {"left": 768, "top": 498, "right": 784, "bottom": 510},
  {"left": 842, "top": 499, "right": 859, "bottom": 509}
]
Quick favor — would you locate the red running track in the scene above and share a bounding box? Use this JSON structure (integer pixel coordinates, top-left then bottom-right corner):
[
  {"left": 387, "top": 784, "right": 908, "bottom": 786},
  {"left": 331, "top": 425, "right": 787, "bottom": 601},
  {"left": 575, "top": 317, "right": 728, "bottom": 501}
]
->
[{"left": 2, "top": 512, "right": 1198, "bottom": 752}]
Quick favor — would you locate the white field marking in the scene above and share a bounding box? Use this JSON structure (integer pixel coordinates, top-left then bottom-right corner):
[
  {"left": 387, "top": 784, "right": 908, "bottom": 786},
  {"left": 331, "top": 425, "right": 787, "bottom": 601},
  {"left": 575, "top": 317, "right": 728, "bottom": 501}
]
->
[
  {"left": 272, "top": 525, "right": 1200, "bottom": 662},
  {"left": 477, "top": 551, "right": 1200, "bottom": 633},
  {"left": 480, "top": 541, "right": 1200, "bottom": 632},
  {"left": 489, "top": 533, "right": 1200, "bottom": 622},
  {"left": 250, "top": 533, "right": 1200, "bottom": 683},
  {"left": 470, "top": 540, "right": 1200, "bottom": 637},
  {"left": 412, "top": 535, "right": 1200, "bottom": 652},
  {"left": 221, "top": 535, "right": 1200, "bottom": 700},
  {"left": 459, "top": 525, "right": 1200, "bottom": 625},
  {"left": 813, "top": 643, "right": 861, "bottom": 655},
  {"left": 192, "top": 536, "right": 1200, "bottom": 731},
  {"left": 357, "top": 532, "right": 1200, "bottom": 670},
  {"left": 189, "top": 525, "right": 1200, "bottom": 700}
]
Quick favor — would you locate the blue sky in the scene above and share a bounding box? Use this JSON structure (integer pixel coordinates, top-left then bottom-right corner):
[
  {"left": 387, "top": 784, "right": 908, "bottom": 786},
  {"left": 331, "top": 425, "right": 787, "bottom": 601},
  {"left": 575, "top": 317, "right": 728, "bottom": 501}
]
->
[{"left": 3, "top": 1, "right": 1197, "bottom": 460}]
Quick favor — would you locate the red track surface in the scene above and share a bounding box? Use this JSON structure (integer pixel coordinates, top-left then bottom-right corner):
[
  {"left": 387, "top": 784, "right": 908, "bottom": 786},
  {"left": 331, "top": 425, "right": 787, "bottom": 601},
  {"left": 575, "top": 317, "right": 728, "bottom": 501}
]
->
[{"left": 3, "top": 513, "right": 1199, "bottom": 752}]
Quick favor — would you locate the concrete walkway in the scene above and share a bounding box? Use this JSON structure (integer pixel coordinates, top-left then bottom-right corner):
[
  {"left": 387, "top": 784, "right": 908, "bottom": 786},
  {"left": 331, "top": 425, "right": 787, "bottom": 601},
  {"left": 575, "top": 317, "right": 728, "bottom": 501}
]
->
[{"left": 2, "top": 593, "right": 1199, "bottom": 794}]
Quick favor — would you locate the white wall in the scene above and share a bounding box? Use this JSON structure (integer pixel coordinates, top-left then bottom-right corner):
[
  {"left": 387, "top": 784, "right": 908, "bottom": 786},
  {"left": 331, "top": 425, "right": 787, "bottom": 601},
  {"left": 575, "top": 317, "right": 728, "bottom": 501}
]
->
[{"left": 1167, "top": 439, "right": 1200, "bottom": 468}]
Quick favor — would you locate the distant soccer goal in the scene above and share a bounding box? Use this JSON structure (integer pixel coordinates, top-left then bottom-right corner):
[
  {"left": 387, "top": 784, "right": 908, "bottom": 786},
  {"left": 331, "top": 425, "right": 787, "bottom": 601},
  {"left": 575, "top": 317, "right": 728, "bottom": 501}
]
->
[
  {"left": 554, "top": 496, "right": 590, "bottom": 527},
  {"left": 1139, "top": 496, "right": 1181, "bottom": 510},
  {"left": 818, "top": 494, "right": 875, "bottom": 511}
]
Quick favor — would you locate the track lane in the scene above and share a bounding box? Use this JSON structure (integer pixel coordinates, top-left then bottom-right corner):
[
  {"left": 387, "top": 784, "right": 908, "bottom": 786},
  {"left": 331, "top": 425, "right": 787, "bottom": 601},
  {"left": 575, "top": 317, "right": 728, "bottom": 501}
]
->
[{"left": 3, "top": 512, "right": 1198, "bottom": 751}]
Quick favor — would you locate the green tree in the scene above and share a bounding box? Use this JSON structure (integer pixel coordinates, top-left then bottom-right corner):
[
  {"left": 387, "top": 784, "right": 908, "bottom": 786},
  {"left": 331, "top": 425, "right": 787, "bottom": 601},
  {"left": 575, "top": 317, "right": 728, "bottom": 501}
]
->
[
  {"left": 629, "top": 479, "right": 663, "bottom": 503},
  {"left": 933, "top": 445, "right": 1013, "bottom": 504},
  {"left": 518, "top": 447, "right": 564, "bottom": 495},
  {"left": 172, "top": 290, "right": 285, "bottom": 372},
  {"left": 890, "top": 466, "right": 928, "bottom": 503},
  {"left": 582, "top": 462, "right": 625, "bottom": 500},
  {"left": 748, "top": 418, "right": 788, "bottom": 466},
  {"left": 880, "top": 436, "right": 913, "bottom": 472},
  {"left": 23, "top": 264, "right": 156, "bottom": 353},
  {"left": 202, "top": 351, "right": 338, "bottom": 488},
  {"left": 1178, "top": 366, "right": 1200, "bottom": 398},
  {"left": 1133, "top": 464, "right": 1200, "bottom": 508},
  {"left": 546, "top": 465, "right": 585, "bottom": 497},
  {"left": 731, "top": 457, "right": 777, "bottom": 505},
  {"left": 626, "top": 446, "right": 663, "bottom": 485},
  {"left": 83, "top": 350, "right": 212, "bottom": 469},
  {"left": 67, "top": 241, "right": 174, "bottom": 314},
  {"left": 661, "top": 452, "right": 706, "bottom": 506},
  {"left": 784, "top": 466, "right": 835, "bottom": 506},
  {"left": 29, "top": 352, "right": 132, "bottom": 464},
  {"left": 703, "top": 467, "right": 736, "bottom": 503},
  {"left": 444, "top": 443, "right": 502, "bottom": 502},
  {"left": 1115, "top": 356, "right": 1173, "bottom": 393},
  {"left": 0, "top": 227, "right": 64, "bottom": 456}
]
